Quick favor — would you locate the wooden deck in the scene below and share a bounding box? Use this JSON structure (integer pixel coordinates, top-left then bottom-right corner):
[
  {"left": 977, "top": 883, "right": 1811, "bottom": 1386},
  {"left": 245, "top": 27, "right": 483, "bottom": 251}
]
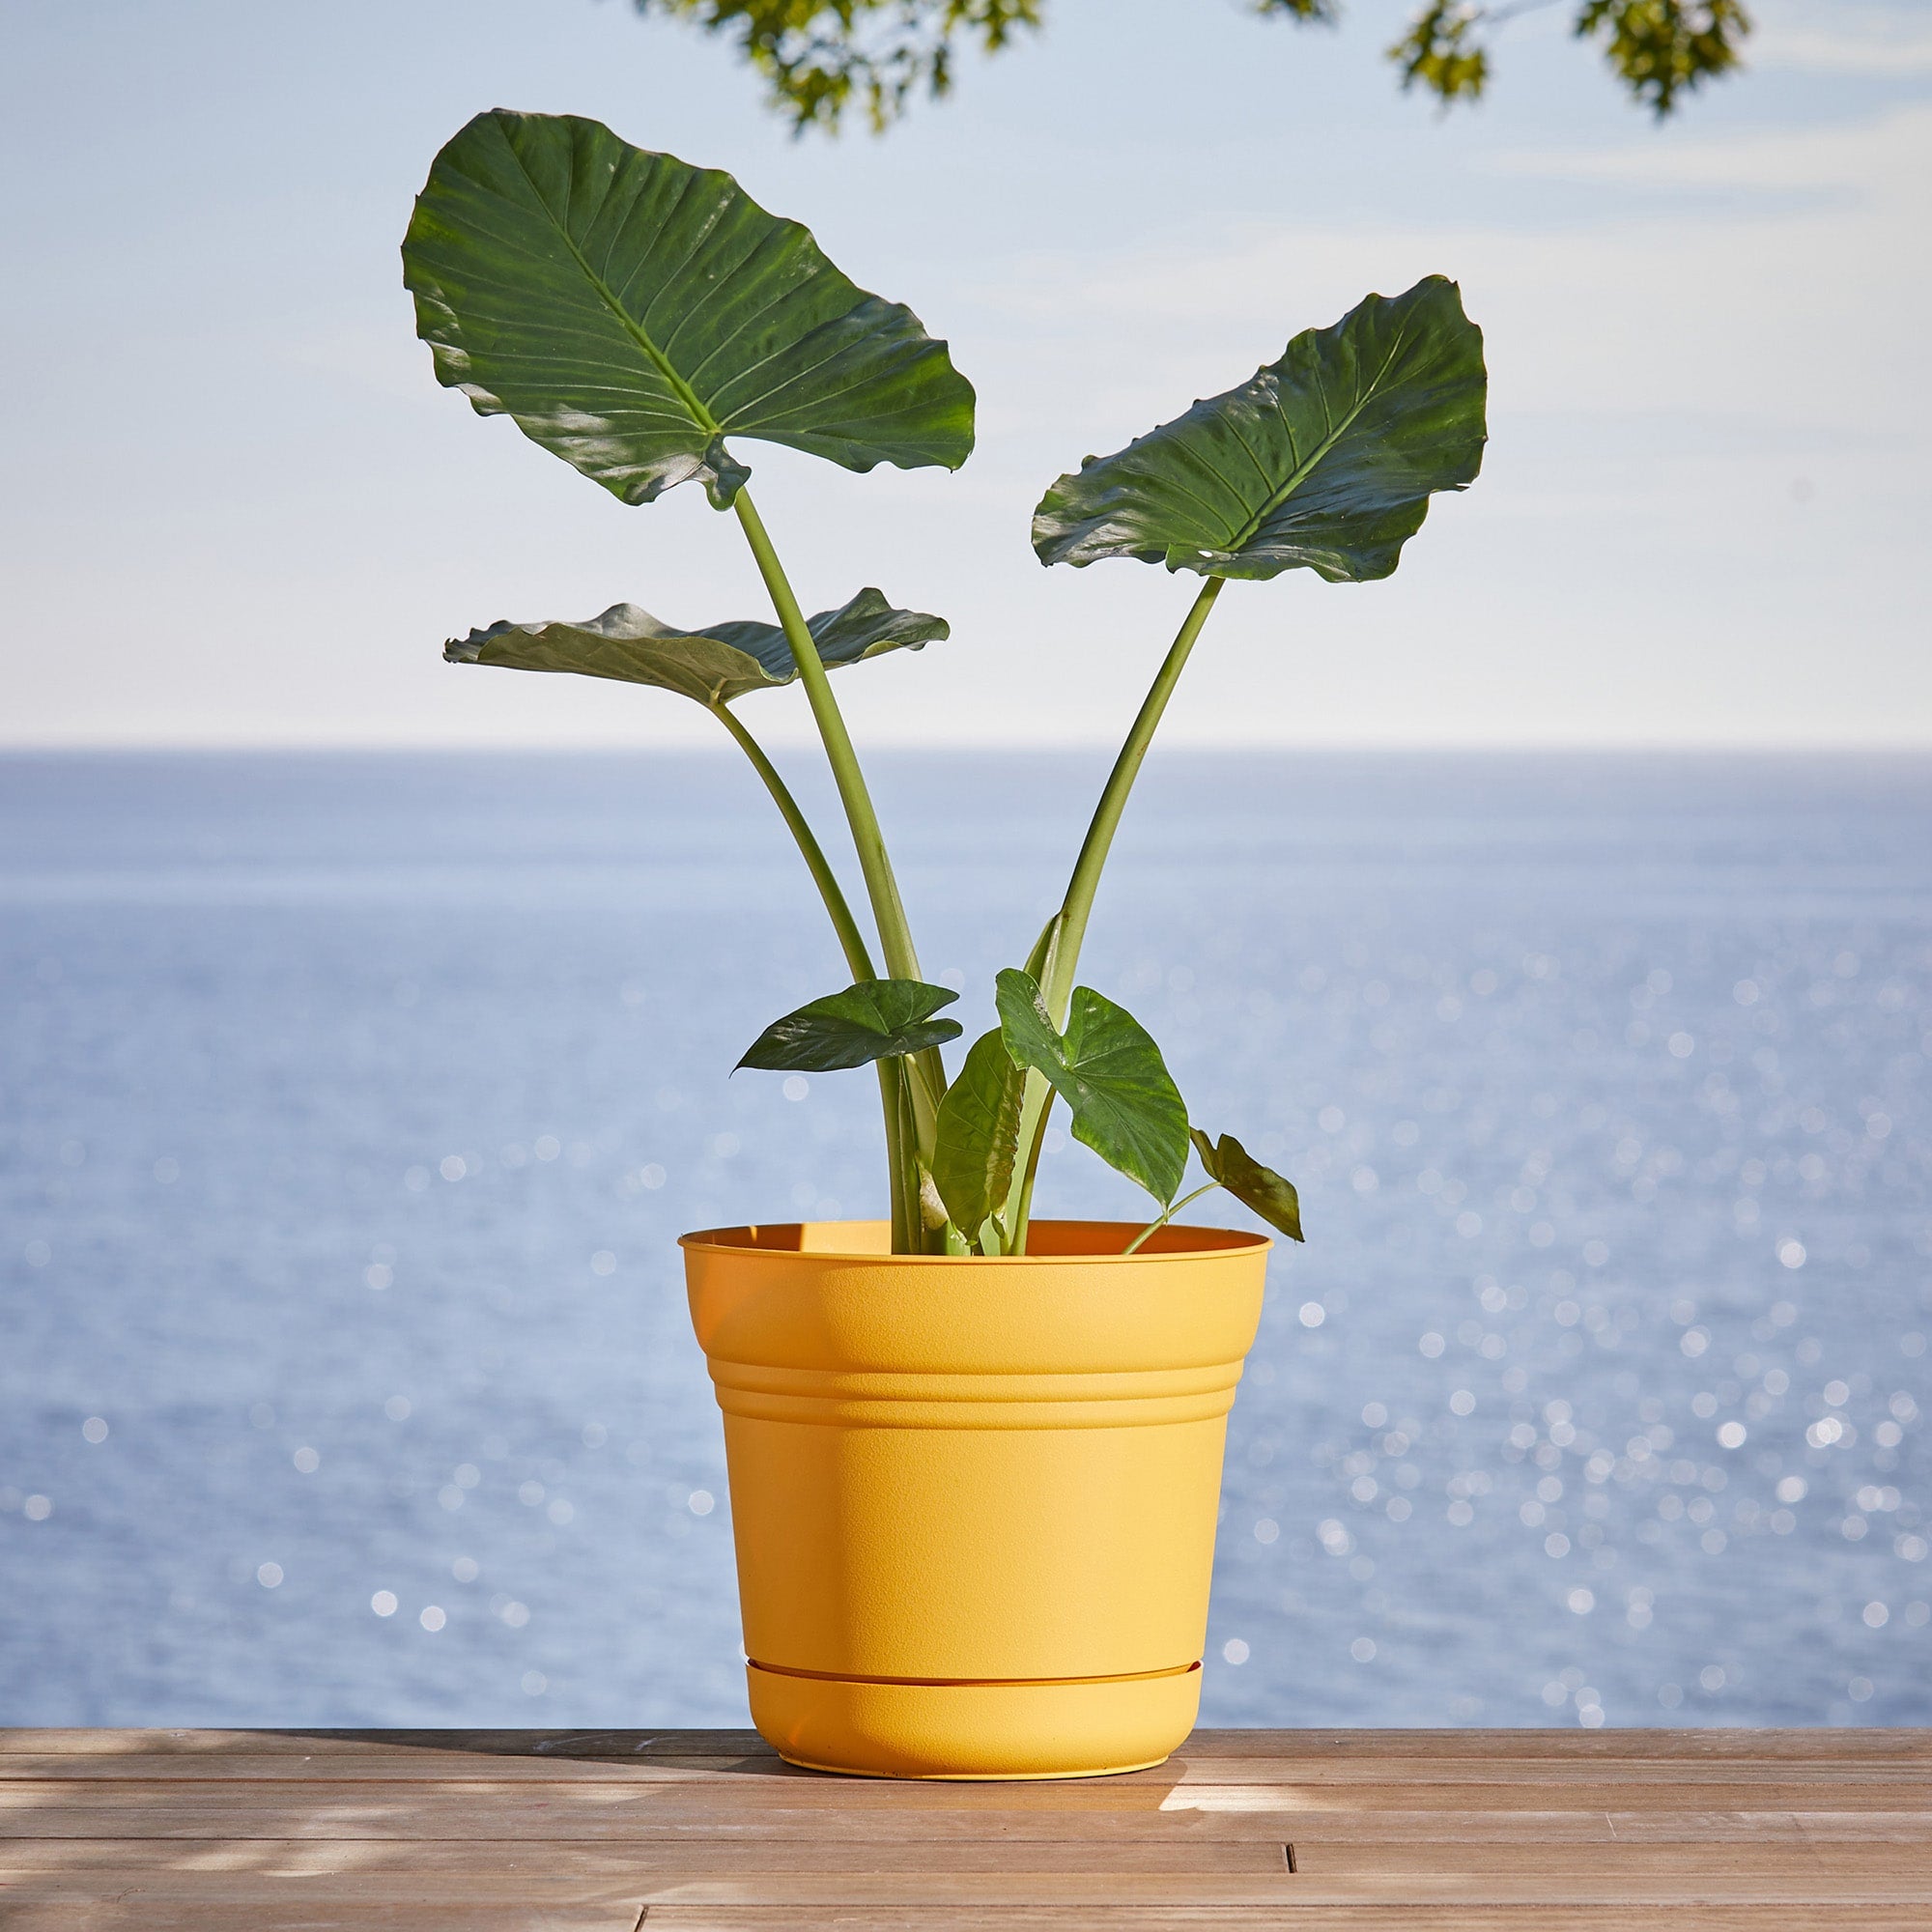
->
[{"left": 2, "top": 1727, "right": 1928, "bottom": 1928}]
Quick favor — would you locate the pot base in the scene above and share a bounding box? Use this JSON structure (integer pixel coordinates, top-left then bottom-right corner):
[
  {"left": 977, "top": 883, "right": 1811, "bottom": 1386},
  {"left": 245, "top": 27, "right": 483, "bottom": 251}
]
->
[{"left": 747, "top": 1660, "right": 1202, "bottom": 1780}]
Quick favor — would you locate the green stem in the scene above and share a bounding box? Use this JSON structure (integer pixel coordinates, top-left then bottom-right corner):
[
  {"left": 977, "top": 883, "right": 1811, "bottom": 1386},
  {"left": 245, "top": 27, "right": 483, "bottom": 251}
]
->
[
  {"left": 703, "top": 700, "right": 904, "bottom": 1234},
  {"left": 731, "top": 486, "right": 942, "bottom": 1247},
  {"left": 732, "top": 490, "right": 923, "bottom": 986},
  {"left": 1009, "top": 1080, "right": 1052, "bottom": 1242},
  {"left": 887, "top": 1061, "right": 916, "bottom": 1251},
  {"left": 1042, "top": 574, "right": 1224, "bottom": 1022},
  {"left": 1007, "top": 576, "right": 1227, "bottom": 1250},
  {"left": 705, "top": 699, "right": 907, "bottom": 1242},
  {"left": 708, "top": 702, "right": 876, "bottom": 983},
  {"left": 1123, "top": 1181, "right": 1221, "bottom": 1257}
]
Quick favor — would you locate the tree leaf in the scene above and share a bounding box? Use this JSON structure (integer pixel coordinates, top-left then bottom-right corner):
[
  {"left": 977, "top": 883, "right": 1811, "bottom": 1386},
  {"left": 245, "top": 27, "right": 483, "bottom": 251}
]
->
[
  {"left": 1190, "top": 1128, "right": 1304, "bottom": 1241},
  {"left": 737, "top": 980, "right": 961, "bottom": 1072},
  {"left": 634, "top": 0, "right": 1046, "bottom": 135},
  {"left": 1032, "top": 275, "right": 1485, "bottom": 582},
  {"left": 1387, "top": 2, "right": 1490, "bottom": 104},
  {"left": 1576, "top": 1, "right": 1752, "bottom": 120},
  {"left": 929, "top": 1029, "right": 1026, "bottom": 1239},
  {"left": 994, "top": 969, "right": 1189, "bottom": 1205},
  {"left": 403, "top": 109, "right": 975, "bottom": 510},
  {"left": 445, "top": 587, "right": 946, "bottom": 707}
]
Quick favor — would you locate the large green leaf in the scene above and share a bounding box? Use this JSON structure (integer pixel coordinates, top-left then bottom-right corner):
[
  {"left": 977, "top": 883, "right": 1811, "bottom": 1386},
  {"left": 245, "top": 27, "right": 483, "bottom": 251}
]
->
[
  {"left": 737, "top": 980, "right": 961, "bottom": 1073},
  {"left": 994, "top": 969, "right": 1189, "bottom": 1205},
  {"left": 1190, "top": 1129, "right": 1304, "bottom": 1241},
  {"left": 929, "top": 1029, "right": 1026, "bottom": 1240},
  {"left": 403, "top": 110, "right": 975, "bottom": 509},
  {"left": 445, "top": 587, "right": 946, "bottom": 707},
  {"left": 1032, "top": 276, "right": 1485, "bottom": 582}
]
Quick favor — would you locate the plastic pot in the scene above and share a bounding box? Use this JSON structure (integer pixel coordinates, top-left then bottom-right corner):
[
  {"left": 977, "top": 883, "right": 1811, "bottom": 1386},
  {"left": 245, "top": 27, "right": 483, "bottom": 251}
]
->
[{"left": 682, "top": 1218, "right": 1268, "bottom": 1778}]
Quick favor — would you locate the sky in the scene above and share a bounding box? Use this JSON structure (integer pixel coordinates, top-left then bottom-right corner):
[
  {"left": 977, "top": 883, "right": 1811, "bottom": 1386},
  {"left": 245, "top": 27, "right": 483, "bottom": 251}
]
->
[{"left": 2, "top": 0, "right": 1928, "bottom": 748}]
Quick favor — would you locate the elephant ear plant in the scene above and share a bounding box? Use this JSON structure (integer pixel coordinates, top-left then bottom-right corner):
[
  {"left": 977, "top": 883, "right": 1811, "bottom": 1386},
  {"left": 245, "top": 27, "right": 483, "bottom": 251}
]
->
[{"left": 404, "top": 108, "right": 1488, "bottom": 1258}]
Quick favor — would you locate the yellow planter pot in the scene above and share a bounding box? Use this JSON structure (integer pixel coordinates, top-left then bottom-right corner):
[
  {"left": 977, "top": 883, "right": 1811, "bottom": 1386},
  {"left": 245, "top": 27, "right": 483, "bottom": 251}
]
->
[{"left": 681, "top": 1218, "right": 1268, "bottom": 1779}]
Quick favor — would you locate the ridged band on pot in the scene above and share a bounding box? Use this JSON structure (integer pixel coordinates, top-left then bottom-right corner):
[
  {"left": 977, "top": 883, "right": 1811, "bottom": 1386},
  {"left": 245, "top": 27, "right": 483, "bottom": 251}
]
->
[{"left": 682, "top": 1219, "right": 1269, "bottom": 1778}]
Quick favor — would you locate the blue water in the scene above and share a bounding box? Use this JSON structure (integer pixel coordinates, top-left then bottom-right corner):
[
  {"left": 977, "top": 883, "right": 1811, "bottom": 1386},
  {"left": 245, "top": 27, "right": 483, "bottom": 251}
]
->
[{"left": 3, "top": 750, "right": 1928, "bottom": 1729}]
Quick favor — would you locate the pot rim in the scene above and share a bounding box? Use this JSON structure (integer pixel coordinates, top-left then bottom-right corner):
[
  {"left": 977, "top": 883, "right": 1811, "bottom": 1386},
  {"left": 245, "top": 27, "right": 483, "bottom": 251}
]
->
[{"left": 678, "top": 1217, "right": 1271, "bottom": 1265}]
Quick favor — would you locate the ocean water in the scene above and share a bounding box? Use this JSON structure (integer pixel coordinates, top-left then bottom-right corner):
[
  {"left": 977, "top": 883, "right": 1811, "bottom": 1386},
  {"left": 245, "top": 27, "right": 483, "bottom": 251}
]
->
[{"left": 2, "top": 749, "right": 1928, "bottom": 1730}]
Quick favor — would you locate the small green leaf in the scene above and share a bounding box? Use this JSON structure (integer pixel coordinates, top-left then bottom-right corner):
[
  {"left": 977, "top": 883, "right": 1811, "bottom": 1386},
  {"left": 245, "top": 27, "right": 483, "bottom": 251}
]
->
[
  {"left": 1032, "top": 275, "right": 1486, "bottom": 582},
  {"left": 1190, "top": 1128, "right": 1304, "bottom": 1241},
  {"left": 446, "top": 587, "right": 946, "bottom": 707},
  {"left": 994, "top": 969, "right": 1189, "bottom": 1206},
  {"left": 404, "top": 110, "right": 974, "bottom": 510},
  {"left": 737, "top": 980, "right": 961, "bottom": 1073},
  {"left": 930, "top": 1029, "right": 1027, "bottom": 1240}
]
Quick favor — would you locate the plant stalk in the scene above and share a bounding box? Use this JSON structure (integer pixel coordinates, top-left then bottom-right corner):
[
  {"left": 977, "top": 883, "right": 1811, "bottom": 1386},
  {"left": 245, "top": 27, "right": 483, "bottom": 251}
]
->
[
  {"left": 732, "top": 491, "right": 923, "bottom": 983},
  {"left": 730, "top": 486, "right": 944, "bottom": 1247},
  {"left": 1006, "top": 575, "right": 1226, "bottom": 1248},
  {"left": 706, "top": 699, "right": 909, "bottom": 1244},
  {"left": 707, "top": 701, "right": 877, "bottom": 983},
  {"left": 888, "top": 1061, "right": 917, "bottom": 1251},
  {"left": 1123, "top": 1181, "right": 1220, "bottom": 1257},
  {"left": 1042, "top": 574, "right": 1224, "bottom": 1020}
]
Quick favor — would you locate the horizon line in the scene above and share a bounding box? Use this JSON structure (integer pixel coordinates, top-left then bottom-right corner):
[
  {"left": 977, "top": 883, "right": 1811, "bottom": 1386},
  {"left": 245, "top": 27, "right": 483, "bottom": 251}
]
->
[{"left": 4, "top": 738, "right": 1932, "bottom": 757}]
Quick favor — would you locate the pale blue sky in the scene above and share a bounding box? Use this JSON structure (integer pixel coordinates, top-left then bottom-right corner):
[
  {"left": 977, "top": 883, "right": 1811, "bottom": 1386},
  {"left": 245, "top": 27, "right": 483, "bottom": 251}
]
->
[{"left": 3, "top": 0, "right": 1928, "bottom": 745}]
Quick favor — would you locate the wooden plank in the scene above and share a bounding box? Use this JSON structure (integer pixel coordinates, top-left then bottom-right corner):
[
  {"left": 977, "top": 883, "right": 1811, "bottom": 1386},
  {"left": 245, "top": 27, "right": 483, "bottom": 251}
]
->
[
  {"left": 3, "top": 1846, "right": 1923, "bottom": 1891},
  {"left": 0, "top": 1795, "right": 1231, "bottom": 1843},
  {"left": 7, "top": 1749, "right": 1928, "bottom": 1793},
  {"left": 633, "top": 1911, "right": 1932, "bottom": 1932},
  {"left": 640, "top": 1873, "right": 1932, "bottom": 1905},
  {"left": 1151, "top": 1780, "right": 1932, "bottom": 1813},
  {"left": 7, "top": 1726, "right": 1924, "bottom": 1764},
  {"left": 0, "top": 1908, "right": 635, "bottom": 1932},
  {"left": 569, "top": 1867, "right": 1919, "bottom": 1904},
  {"left": 5, "top": 1762, "right": 1927, "bottom": 1809},
  {"left": 0, "top": 1836, "right": 1288, "bottom": 1875},
  {"left": 0, "top": 1873, "right": 649, "bottom": 1905},
  {"left": 1292, "top": 1842, "right": 1932, "bottom": 1878},
  {"left": 11, "top": 1872, "right": 1932, "bottom": 1911},
  {"left": 1172, "top": 1728, "right": 1932, "bottom": 1762},
  {"left": 6, "top": 1791, "right": 1930, "bottom": 1840},
  {"left": 7, "top": 1805, "right": 1927, "bottom": 1853},
  {"left": 0, "top": 1729, "right": 763, "bottom": 1758},
  {"left": 0, "top": 1753, "right": 789, "bottom": 1785},
  {"left": 1302, "top": 1808, "right": 1931, "bottom": 1844},
  {"left": 1163, "top": 1759, "right": 1932, "bottom": 1788},
  {"left": 4, "top": 1726, "right": 1928, "bottom": 1927}
]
